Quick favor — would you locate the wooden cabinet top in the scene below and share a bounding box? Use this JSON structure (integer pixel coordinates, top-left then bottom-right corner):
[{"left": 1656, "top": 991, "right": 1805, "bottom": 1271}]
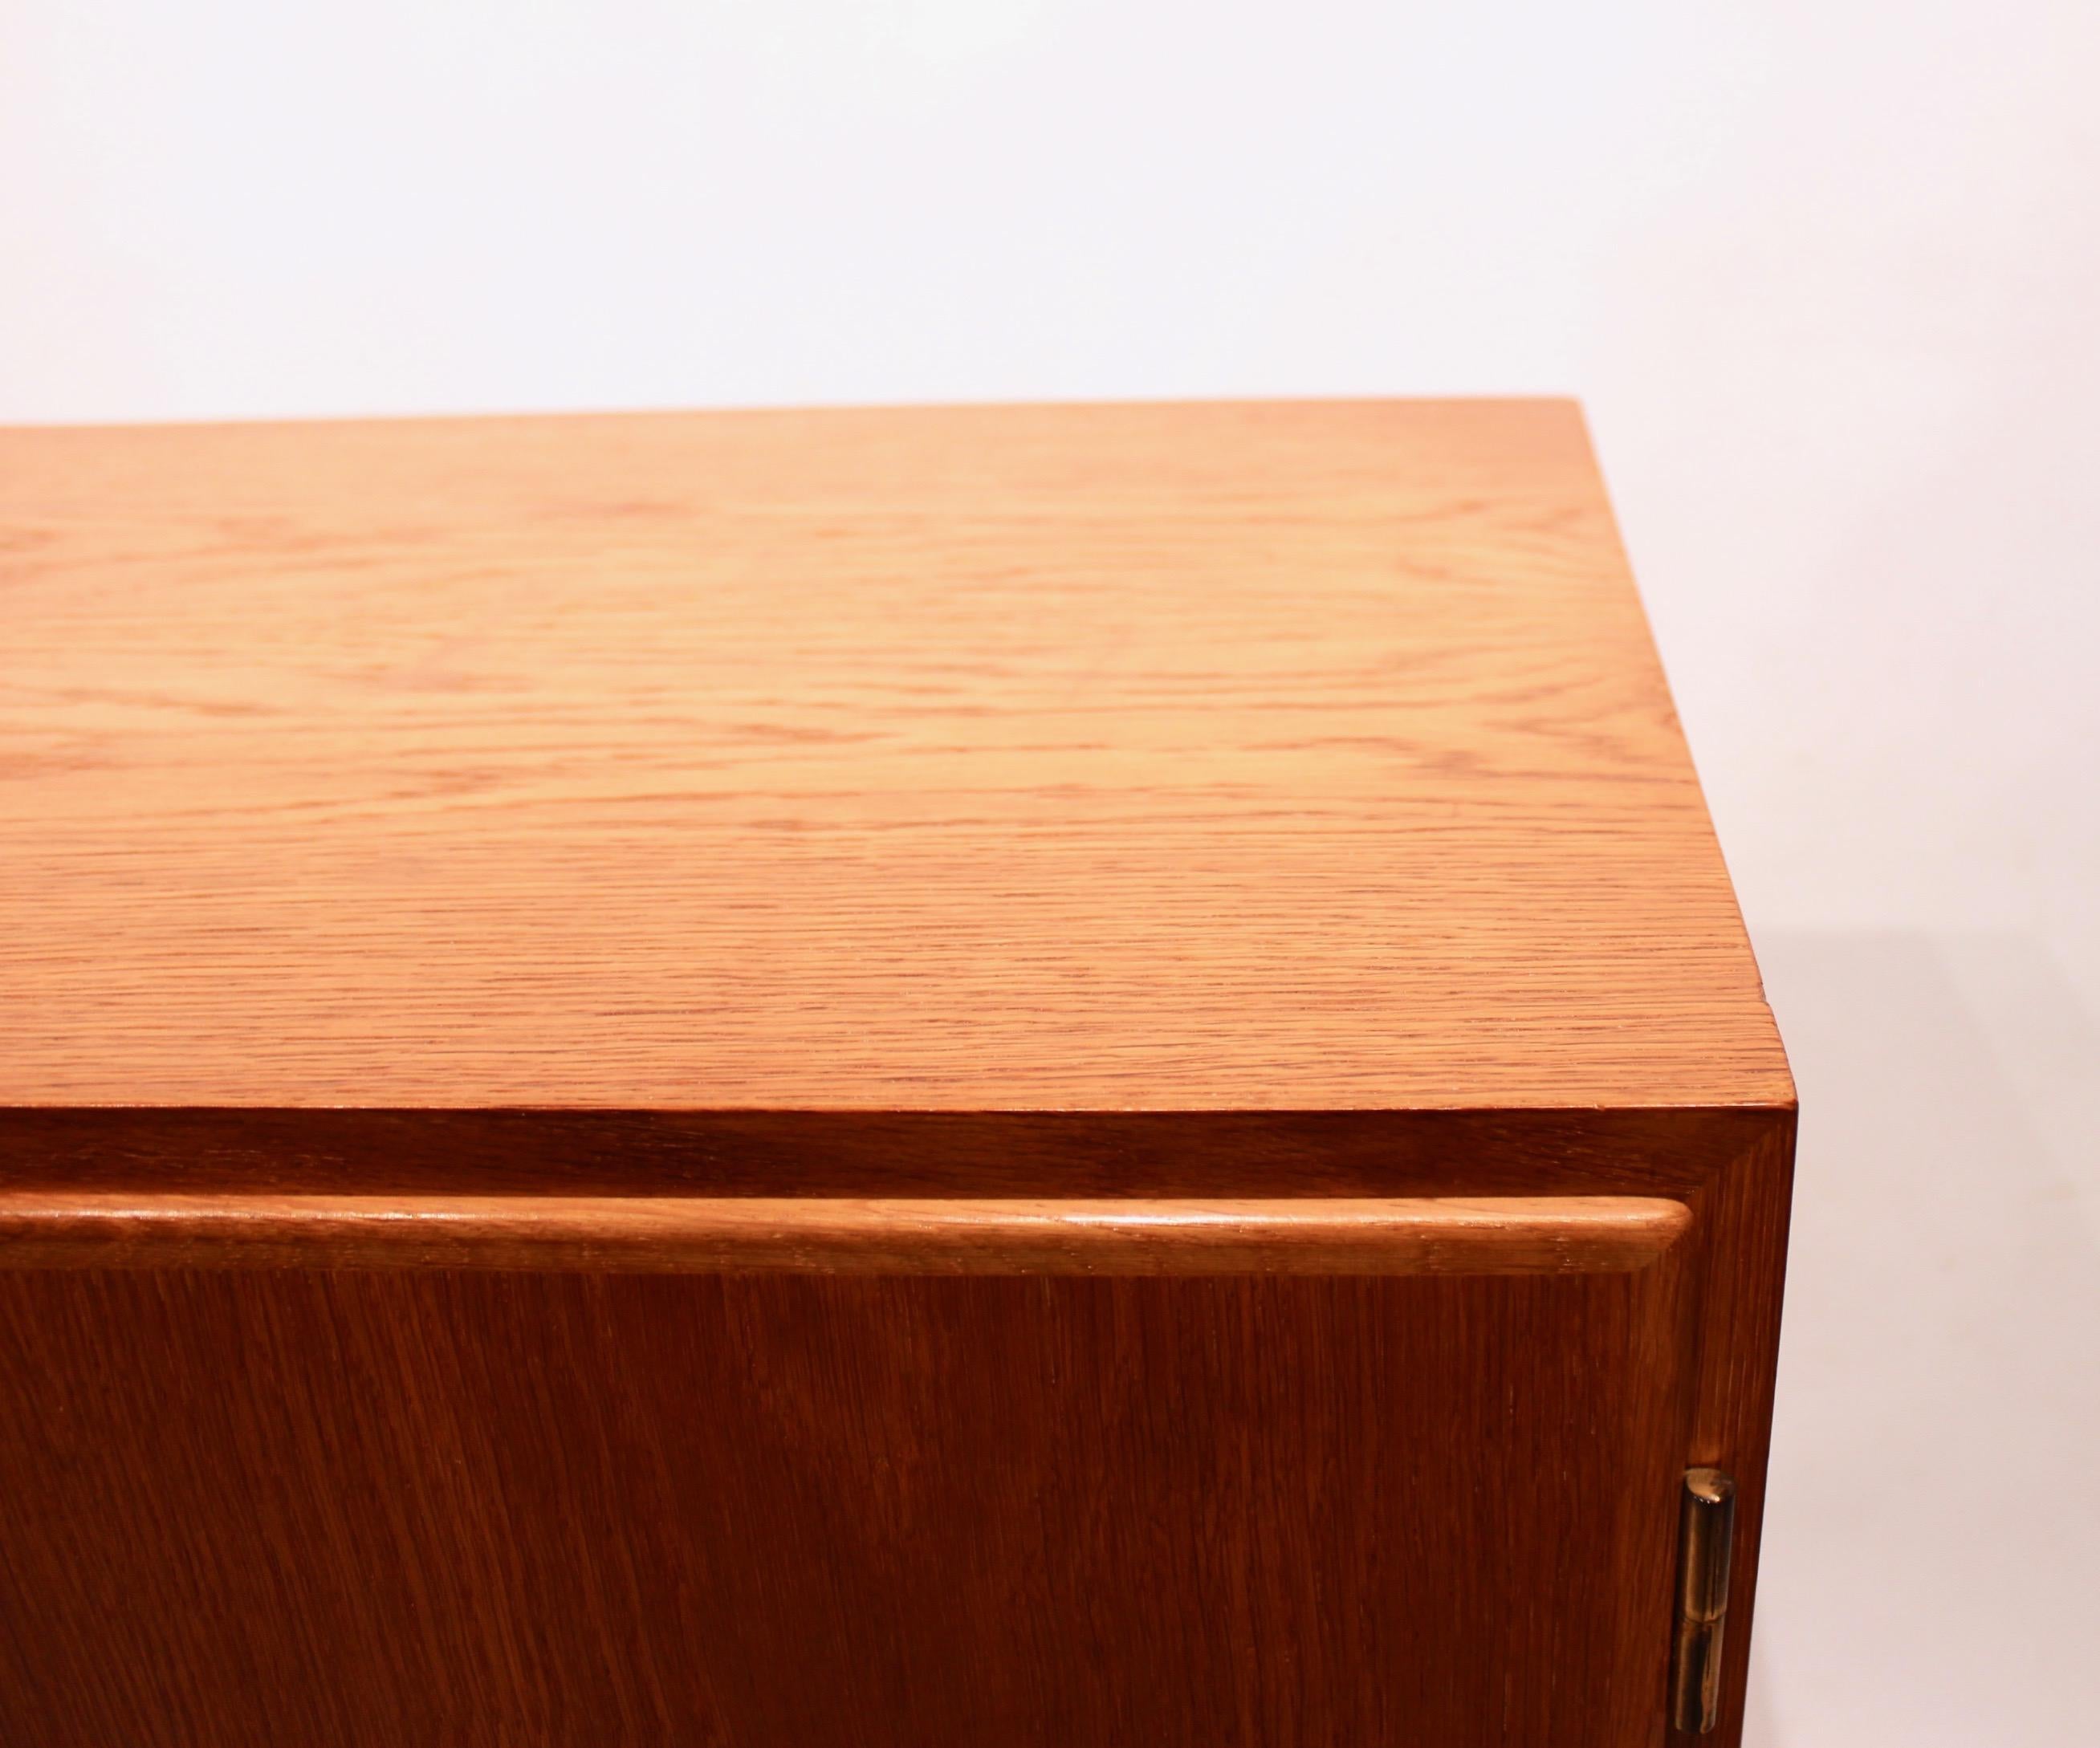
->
[{"left": 0, "top": 400, "right": 1789, "bottom": 1115}]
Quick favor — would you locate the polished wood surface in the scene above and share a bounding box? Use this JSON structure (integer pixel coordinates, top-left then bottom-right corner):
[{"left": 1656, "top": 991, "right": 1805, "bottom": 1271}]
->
[
  {"left": 0, "top": 1190, "right": 1690, "bottom": 1273},
  {"left": 0, "top": 402, "right": 1795, "bottom": 1746},
  {"left": 0, "top": 1261, "right": 1697, "bottom": 1746},
  {"left": 0, "top": 400, "right": 1786, "bottom": 1112}
]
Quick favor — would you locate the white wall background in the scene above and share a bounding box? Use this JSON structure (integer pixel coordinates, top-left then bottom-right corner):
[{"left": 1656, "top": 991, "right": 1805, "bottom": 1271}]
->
[{"left": 4, "top": 5, "right": 2095, "bottom": 1742}]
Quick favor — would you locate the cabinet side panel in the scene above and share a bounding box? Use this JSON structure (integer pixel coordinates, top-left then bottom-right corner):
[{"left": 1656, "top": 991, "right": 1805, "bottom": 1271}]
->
[{"left": 1687, "top": 1112, "right": 1798, "bottom": 1748}]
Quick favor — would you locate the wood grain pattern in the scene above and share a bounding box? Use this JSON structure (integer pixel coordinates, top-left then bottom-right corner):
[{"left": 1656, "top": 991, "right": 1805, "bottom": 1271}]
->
[
  {"left": 0, "top": 1262, "right": 1696, "bottom": 1747},
  {"left": 0, "top": 1190, "right": 1691, "bottom": 1274},
  {"left": 0, "top": 400, "right": 1788, "bottom": 1111},
  {"left": 0, "top": 1104, "right": 1781, "bottom": 1199},
  {"left": 0, "top": 400, "right": 1797, "bottom": 1746},
  {"left": 1682, "top": 1109, "right": 1797, "bottom": 1743}
]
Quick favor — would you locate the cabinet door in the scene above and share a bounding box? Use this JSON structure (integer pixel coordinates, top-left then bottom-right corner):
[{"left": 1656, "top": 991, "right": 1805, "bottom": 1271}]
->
[{"left": 0, "top": 1194, "right": 1704, "bottom": 1746}]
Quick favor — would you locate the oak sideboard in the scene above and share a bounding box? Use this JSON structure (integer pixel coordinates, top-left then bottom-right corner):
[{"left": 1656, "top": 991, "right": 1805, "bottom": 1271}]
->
[{"left": 0, "top": 400, "right": 1793, "bottom": 1746}]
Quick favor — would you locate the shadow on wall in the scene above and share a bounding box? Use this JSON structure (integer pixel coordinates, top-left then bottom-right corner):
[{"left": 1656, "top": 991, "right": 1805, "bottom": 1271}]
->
[{"left": 1742, "top": 931, "right": 2100, "bottom": 1748}]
